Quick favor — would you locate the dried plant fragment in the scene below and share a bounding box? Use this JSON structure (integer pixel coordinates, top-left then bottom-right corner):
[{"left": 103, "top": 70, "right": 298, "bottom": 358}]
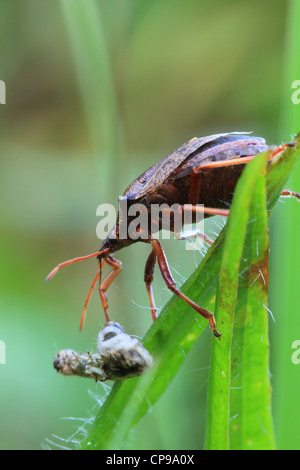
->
[{"left": 54, "top": 322, "right": 153, "bottom": 382}]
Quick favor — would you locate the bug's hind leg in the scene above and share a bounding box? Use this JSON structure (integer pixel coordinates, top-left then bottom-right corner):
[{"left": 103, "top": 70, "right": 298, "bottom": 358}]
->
[
  {"left": 144, "top": 247, "right": 158, "bottom": 322},
  {"left": 280, "top": 190, "right": 300, "bottom": 201},
  {"left": 174, "top": 229, "right": 214, "bottom": 245},
  {"left": 151, "top": 238, "right": 221, "bottom": 338}
]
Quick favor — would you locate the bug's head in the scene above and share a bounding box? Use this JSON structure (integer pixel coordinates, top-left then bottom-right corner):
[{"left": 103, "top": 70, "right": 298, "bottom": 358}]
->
[{"left": 98, "top": 222, "right": 136, "bottom": 258}]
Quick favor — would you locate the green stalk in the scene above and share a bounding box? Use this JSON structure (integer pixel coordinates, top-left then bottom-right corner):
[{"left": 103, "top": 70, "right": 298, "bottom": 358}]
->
[
  {"left": 205, "top": 152, "right": 269, "bottom": 450},
  {"left": 230, "top": 163, "right": 274, "bottom": 450},
  {"left": 272, "top": 0, "right": 300, "bottom": 449},
  {"left": 60, "top": 0, "right": 123, "bottom": 200}
]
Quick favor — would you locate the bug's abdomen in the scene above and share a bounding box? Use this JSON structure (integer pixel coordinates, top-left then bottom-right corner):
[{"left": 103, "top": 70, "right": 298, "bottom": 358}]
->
[
  {"left": 197, "top": 164, "right": 246, "bottom": 209},
  {"left": 170, "top": 164, "right": 246, "bottom": 209},
  {"left": 172, "top": 136, "right": 270, "bottom": 209}
]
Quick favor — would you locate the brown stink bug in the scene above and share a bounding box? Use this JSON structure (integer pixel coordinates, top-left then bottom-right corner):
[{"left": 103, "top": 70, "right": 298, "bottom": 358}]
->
[{"left": 46, "top": 132, "right": 299, "bottom": 337}]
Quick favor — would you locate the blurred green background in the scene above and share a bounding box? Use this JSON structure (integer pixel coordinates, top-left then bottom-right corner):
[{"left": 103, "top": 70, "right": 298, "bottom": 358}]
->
[{"left": 0, "top": 0, "right": 299, "bottom": 450}]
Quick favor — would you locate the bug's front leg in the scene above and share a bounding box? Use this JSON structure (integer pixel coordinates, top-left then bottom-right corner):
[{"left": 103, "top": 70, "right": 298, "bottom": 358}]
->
[
  {"left": 151, "top": 239, "right": 221, "bottom": 338},
  {"left": 99, "top": 256, "right": 122, "bottom": 323}
]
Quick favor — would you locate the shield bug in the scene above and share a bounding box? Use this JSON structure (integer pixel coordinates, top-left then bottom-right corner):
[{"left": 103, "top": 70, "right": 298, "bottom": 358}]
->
[{"left": 46, "top": 132, "right": 299, "bottom": 337}]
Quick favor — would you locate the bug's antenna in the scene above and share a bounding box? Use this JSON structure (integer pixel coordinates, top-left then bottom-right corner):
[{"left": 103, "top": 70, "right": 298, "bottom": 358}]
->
[
  {"left": 45, "top": 248, "right": 110, "bottom": 282},
  {"left": 79, "top": 258, "right": 105, "bottom": 331}
]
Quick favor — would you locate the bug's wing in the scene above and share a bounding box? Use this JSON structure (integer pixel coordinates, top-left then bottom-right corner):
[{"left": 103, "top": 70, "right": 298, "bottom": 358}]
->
[{"left": 126, "top": 132, "right": 251, "bottom": 199}]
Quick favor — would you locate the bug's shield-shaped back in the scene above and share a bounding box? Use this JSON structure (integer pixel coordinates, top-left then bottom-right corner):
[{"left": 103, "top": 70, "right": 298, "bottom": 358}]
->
[{"left": 125, "top": 132, "right": 254, "bottom": 200}]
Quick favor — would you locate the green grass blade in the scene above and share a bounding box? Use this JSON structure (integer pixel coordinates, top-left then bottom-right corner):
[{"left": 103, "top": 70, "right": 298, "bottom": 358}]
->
[
  {"left": 266, "top": 142, "right": 300, "bottom": 211},
  {"left": 204, "top": 152, "right": 269, "bottom": 450},
  {"left": 77, "top": 136, "right": 300, "bottom": 451},
  {"left": 60, "top": 0, "right": 123, "bottom": 198},
  {"left": 273, "top": 0, "right": 300, "bottom": 449},
  {"left": 206, "top": 137, "right": 300, "bottom": 450},
  {"left": 230, "top": 162, "right": 274, "bottom": 450}
]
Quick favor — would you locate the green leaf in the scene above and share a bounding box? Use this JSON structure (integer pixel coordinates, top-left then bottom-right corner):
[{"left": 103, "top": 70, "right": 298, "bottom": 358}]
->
[
  {"left": 60, "top": 0, "right": 123, "bottom": 201},
  {"left": 77, "top": 135, "right": 300, "bottom": 450},
  {"left": 273, "top": 0, "right": 300, "bottom": 449},
  {"left": 230, "top": 186, "right": 274, "bottom": 450},
  {"left": 205, "top": 151, "right": 269, "bottom": 450},
  {"left": 230, "top": 159, "right": 274, "bottom": 450}
]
